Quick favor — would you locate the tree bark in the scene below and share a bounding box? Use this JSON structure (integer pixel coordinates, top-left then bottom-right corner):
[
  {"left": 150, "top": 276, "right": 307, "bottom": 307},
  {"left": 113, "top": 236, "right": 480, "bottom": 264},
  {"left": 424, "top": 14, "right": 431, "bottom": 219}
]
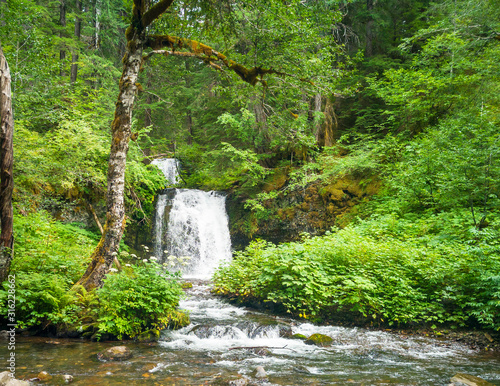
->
[
  {"left": 70, "top": 0, "right": 82, "bottom": 83},
  {"left": 365, "top": 0, "right": 376, "bottom": 57},
  {"left": 75, "top": 17, "right": 145, "bottom": 290},
  {"left": 59, "top": 0, "right": 67, "bottom": 76},
  {"left": 0, "top": 42, "right": 14, "bottom": 283}
]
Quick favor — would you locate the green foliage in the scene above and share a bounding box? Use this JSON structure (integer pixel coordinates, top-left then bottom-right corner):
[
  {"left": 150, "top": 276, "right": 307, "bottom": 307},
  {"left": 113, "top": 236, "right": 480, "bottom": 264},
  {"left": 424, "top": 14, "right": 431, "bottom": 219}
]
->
[
  {"left": 0, "top": 211, "right": 98, "bottom": 328},
  {"left": 0, "top": 211, "right": 187, "bottom": 337},
  {"left": 97, "top": 260, "right": 186, "bottom": 339},
  {"left": 214, "top": 215, "right": 500, "bottom": 329},
  {"left": 178, "top": 141, "right": 270, "bottom": 190}
]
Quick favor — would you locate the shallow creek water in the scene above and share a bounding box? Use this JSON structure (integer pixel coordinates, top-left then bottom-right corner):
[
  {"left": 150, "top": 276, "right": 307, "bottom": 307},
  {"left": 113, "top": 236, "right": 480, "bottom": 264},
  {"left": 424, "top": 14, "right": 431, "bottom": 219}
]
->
[{"left": 2, "top": 281, "right": 499, "bottom": 385}]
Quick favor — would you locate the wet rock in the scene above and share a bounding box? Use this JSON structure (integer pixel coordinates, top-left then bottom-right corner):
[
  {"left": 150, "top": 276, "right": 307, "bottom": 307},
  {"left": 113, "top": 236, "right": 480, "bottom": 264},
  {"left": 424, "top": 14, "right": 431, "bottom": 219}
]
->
[
  {"left": 190, "top": 325, "right": 241, "bottom": 339},
  {"left": 228, "top": 378, "right": 249, "bottom": 386},
  {"left": 136, "top": 329, "right": 160, "bottom": 343},
  {"left": 142, "top": 363, "right": 157, "bottom": 372},
  {"left": 293, "top": 365, "right": 311, "bottom": 374},
  {"left": 56, "top": 326, "right": 80, "bottom": 338},
  {"left": 0, "top": 371, "right": 12, "bottom": 384},
  {"left": 305, "top": 333, "right": 333, "bottom": 347},
  {"left": 37, "top": 371, "right": 52, "bottom": 382},
  {"left": 450, "top": 373, "right": 494, "bottom": 386},
  {"left": 278, "top": 325, "right": 293, "bottom": 338},
  {"left": 0, "top": 331, "right": 9, "bottom": 340},
  {"left": 61, "top": 374, "right": 74, "bottom": 384},
  {"left": 252, "top": 347, "right": 271, "bottom": 356},
  {"left": 0, "top": 372, "right": 30, "bottom": 386},
  {"left": 4, "top": 379, "right": 30, "bottom": 386},
  {"left": 254, "top": 366, "right": 267, "bottom": 379},
  {"left": 97, "top": 346, "right": 132, "bottom": 361},
  {"left": 290, "top": 333, "right": 308, "bottom": 340}
]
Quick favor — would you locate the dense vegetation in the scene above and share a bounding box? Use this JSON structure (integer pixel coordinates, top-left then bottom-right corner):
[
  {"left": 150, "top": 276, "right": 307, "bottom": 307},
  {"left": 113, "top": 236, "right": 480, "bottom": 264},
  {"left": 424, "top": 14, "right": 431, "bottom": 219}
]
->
[{"left": 0, "top": 0, "right": 499, "bottom": 335}]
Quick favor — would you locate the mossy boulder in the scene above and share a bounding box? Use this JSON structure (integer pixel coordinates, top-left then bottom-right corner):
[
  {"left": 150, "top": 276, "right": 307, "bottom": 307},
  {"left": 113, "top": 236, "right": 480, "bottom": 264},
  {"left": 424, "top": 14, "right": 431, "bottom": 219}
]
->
[
  {"left": 136, "top": 329, "right": 160, "bottom": 343},
  {"left": 305, "top": 333, "right": 333, "bottom": 347}
]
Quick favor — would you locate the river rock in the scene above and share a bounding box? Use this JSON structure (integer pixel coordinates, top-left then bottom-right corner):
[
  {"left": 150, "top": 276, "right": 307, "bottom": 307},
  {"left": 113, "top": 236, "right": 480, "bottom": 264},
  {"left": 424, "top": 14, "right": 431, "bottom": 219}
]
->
[
  {"left": 61, "top": 374, "right": 74, "bottom": 383},
  {"left": 136, "top": 329, "right": 160, "bottom": 343},
  {"left": 37, "top": 371, "right": 52, "bottom": 381},
  {"left": 305, "top": 333, "right": 333, "bottom": 347},
  {"left": 0, "top": 331, "right": 9, "bottom": 340},
  {"left": 0, "top": 372, "right": 30, "bottom": 386},
  {"left": 228, "top": 378, "right": 249, "bottom": 386},
  {"left": 254, "top": 366, "right": 267, "bottom": 379},
  {"left": 278, "top": 325, "right": 293, "bottom": 338},
  {"left": 450, "top": 373, "right": 494, "bottom": 386},
  {"left": 5, "top": 380, "right": 30, "bottom": 386},
  {"left": 252, "top": 347, "right": 271, "bottom": 356},
  {"left": 0, "top": 372, "right": 11, "bottom": 385},
  {"left": 97, "top": 346, "right": 132, "bottom": 361}
]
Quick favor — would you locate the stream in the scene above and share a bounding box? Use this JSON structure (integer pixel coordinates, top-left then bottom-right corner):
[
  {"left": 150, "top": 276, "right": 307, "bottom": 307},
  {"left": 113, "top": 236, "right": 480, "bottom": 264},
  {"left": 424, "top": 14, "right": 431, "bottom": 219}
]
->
[{"left": 2, "top": 280, "right": 499, "bottom": 385}]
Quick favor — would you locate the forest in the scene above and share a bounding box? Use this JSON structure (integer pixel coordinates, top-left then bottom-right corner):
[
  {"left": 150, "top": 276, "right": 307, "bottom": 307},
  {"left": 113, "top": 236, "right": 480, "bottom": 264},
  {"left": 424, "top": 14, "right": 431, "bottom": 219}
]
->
[{"left": 0, "top": 0, "right": 499, "bottom": 359}]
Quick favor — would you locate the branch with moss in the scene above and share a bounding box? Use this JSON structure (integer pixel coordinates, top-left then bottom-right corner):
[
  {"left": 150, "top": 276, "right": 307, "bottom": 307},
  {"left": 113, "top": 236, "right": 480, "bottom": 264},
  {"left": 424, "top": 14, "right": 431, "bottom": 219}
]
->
[{"left": 143, "top": 35, "right": 313, "bottom": 87}]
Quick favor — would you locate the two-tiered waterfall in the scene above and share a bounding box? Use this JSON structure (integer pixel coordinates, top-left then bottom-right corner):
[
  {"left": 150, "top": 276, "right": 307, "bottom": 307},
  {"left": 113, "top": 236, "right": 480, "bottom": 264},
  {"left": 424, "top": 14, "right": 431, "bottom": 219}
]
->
[{"left": 152, "top": 158, "right": 232, "bottom": 278}]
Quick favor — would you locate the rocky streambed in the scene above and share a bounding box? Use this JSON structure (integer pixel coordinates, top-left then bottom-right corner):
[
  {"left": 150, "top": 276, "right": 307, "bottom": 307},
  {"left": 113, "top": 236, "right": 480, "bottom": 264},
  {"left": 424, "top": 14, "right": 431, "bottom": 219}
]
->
[{"left": 1, "top": 281, "right": 499, "bottom": 385}]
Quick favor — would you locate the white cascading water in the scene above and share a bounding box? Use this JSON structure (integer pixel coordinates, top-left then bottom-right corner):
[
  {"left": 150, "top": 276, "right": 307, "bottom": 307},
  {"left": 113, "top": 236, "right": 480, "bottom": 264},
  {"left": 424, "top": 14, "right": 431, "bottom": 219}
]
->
[
  {"left": 165, "top": 189, "right": 232, "bottom": 278},
  {"left": 151, "top": 158, "right": 180, "bottom": 186},
  {"left": 151, "top": 158, "right": 180, "bottom": 259},
  {"left": 152, "top": 158, "right": 232, "bottom": 278}
]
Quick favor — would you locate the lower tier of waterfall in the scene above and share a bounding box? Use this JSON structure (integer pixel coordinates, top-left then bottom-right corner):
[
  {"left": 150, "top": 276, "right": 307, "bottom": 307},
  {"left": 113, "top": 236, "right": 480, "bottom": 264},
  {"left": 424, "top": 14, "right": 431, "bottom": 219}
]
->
[{"left": 154, "top": 189, "right": 232, "bottom": 279}]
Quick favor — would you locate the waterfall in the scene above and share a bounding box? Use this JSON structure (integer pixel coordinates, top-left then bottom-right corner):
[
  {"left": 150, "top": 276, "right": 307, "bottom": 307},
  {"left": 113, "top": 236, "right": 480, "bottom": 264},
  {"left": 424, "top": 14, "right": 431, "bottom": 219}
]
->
[
  {"left": 165, "top": 189, "right": 232, "bottom": 278},
  {"left": 151, "top": 158, "right": 180, "bottom": 185},
  {"left": 152, "top": 159, "right": 232, "bottom": 279},
  {"left": 152, "top": 158, "right": 179, "bottom": 259}
]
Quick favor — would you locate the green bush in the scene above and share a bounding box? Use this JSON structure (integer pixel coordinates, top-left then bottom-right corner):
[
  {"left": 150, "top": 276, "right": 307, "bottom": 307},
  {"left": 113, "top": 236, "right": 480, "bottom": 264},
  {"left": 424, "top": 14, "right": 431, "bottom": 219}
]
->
[
  {"left": 0, "top": 211, "right": 188, "bottom": 337},
  {"left": 0, "top": 211, "right": 98, "bottom": 328},
  {"left": 97, "top": 259, "right": 187, "bottom": 339},
  {"left": 213, "top": 217, "right": 500, "bottom": 330}
]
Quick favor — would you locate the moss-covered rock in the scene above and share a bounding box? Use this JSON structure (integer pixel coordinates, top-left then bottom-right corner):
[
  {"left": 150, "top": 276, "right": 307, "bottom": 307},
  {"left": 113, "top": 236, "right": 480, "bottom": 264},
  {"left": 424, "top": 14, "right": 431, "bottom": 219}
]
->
[
  {"left": 136, "top": 329, "right": 160, "bottom": 343},
  {"left": 305, "top": 333, "right": 333, "bottom": 347}
]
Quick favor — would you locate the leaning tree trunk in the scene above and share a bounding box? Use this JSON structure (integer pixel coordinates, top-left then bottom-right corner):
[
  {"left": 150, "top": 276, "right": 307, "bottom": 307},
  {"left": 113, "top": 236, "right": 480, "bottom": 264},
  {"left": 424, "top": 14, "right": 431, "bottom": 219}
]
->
[
  {"left": 0, "top": 42, "right": 14, "bottom": 283},
  {"left": 75, "top": 34, "right": 144, "bottom": 290}
]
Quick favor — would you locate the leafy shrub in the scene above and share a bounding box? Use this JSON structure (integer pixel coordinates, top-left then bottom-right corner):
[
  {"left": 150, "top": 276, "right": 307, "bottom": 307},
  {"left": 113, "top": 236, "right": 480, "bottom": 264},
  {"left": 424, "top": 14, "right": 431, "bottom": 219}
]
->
[
  {"left": 0, "top": 211, "right": 97, "bottom": 329},
  {"left": 214, "top": 216, "right": 500, "bottom": 330},
  {"left": 97, "top": 259, "right": 187, "bottom": 339}
]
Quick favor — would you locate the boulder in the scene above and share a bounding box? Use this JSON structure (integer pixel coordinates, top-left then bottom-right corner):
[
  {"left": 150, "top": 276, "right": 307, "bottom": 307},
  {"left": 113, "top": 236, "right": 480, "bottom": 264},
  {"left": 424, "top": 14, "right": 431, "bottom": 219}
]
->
[
  {"left": 305, "top": 333, "right": 333, "bottom": 347},
  {"left": 136, "top": 329, "right": 160, "bottom": 343},
  {"left": 97, "top": 346, "right": 132, "bottom": 361},
  {"left": 254, "top": 366, "right": 267, "bottom": 379},
  {"left": 0, "top": 372, "right": 30, "bottom": 386},
  {"left": 0, "top": 372, "right": 12, "bottom": 385},
  {"left": 450, "top": 373, "right": 494, "bottom": 386},
  {"left": 37, "top": 371, "right": 52, "bottom": 382},
  {"left": 5, "top": 380, "right": 30, "bottom": 386}
]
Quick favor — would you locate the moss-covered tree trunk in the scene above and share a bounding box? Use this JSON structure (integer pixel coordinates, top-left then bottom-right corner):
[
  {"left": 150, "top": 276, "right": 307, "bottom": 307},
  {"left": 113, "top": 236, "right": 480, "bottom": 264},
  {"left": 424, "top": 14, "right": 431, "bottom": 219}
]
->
[{"left": 0, "top": 42, "right": 14, "bottom": 283}]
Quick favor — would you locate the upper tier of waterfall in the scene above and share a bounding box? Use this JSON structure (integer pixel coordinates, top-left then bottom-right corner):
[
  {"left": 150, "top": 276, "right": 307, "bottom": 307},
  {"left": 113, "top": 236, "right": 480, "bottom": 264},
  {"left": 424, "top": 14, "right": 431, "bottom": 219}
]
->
[{"left": 151, "top": 158, "right": 180, "bottom": 185}]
